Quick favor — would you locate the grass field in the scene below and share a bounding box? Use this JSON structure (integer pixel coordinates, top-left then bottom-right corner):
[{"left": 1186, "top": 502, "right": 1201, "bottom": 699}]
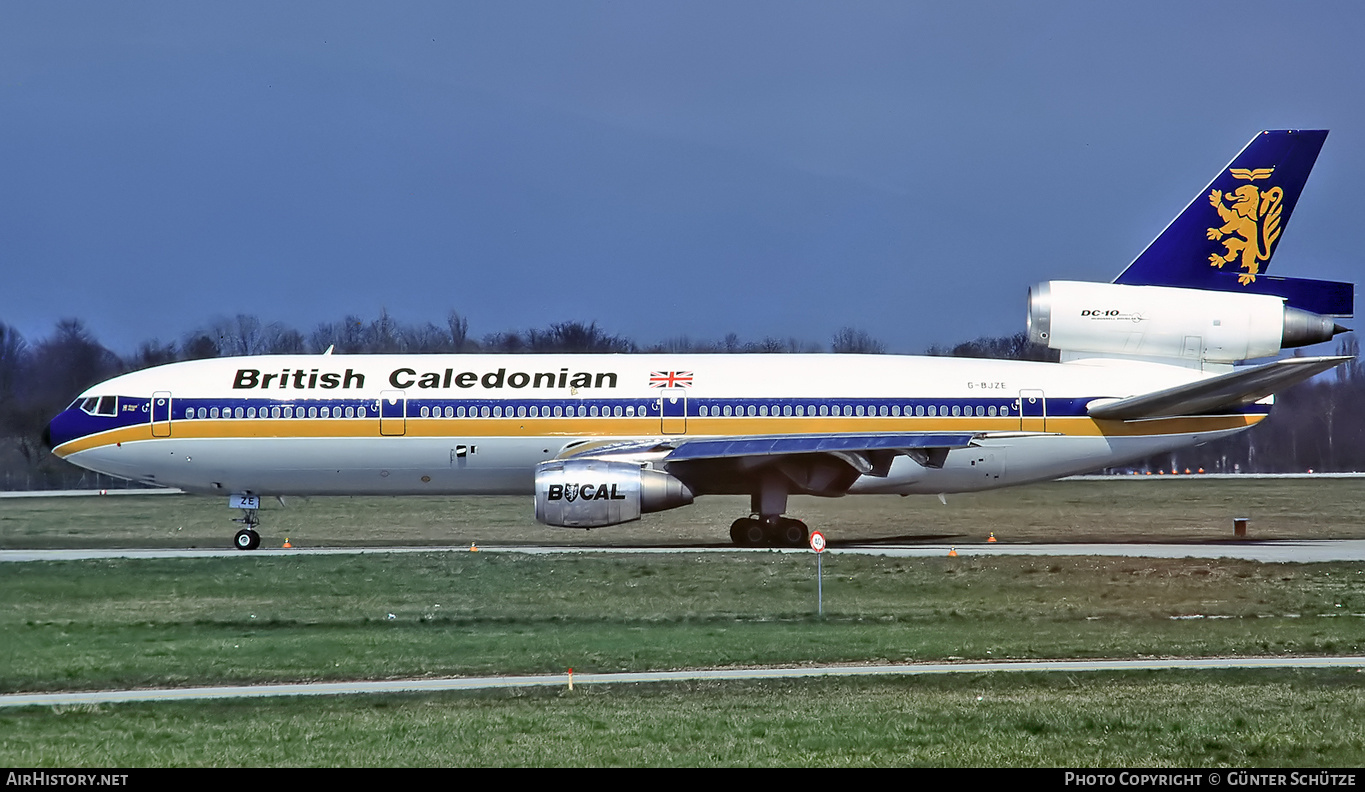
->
[
  {"left": 5, "top": 671, "right": 1365, "bottom": 766},
  {"left": 3, "top": 477, "right": 1365, "bottom": 549},
  {"left": 2, "top": 479, "right": 1363, "bottom": 766}
]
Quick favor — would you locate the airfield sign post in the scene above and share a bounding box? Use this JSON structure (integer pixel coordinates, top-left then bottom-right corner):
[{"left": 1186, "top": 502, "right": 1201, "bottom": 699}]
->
[{"left": 810, "top": 531, "right": 826, "bottom": 616}]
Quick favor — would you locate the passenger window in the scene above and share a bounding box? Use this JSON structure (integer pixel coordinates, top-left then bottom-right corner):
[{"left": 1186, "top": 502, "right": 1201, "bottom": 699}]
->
[
  {"left": 247, "top": 407, "right": 256, "bottom": 418},
  {"left": 210, "top": 407, "right": 220, "bottom": 418}
]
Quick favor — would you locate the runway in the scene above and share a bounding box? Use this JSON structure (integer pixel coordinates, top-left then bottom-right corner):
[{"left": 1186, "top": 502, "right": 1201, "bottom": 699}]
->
[
  {"left": 4, "top": 655, "right": 1364, "bottom": 708},
  {"left": 5, "top": 539, "right": 1365, "bottom": 563}
]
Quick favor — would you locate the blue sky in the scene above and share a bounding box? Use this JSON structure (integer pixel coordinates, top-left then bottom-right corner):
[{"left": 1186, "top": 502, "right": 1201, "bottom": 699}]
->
[{"left": 2, "top": 1, "right": 1361, "bottom": 354}]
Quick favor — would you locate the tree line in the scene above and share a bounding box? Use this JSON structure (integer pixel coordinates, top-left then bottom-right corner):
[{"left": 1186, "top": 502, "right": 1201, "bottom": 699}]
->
[{"left": 0, "top": 311, "right": 1358, "bottom": 490}]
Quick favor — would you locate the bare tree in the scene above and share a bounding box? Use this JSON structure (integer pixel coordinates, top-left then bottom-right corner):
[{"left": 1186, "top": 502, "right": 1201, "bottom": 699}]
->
[{"left": 831, "top": 327, "right": 885, "bottom": 354}]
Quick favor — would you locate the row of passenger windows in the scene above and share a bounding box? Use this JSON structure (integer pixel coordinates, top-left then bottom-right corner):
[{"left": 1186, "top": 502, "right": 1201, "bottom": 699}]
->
[
  {"left": 419, "top": 404, "right": 644, "bottom": 418},
  {"left": 178, "top": 402, "right": 1016, "bottom": 420},
  {"left": 696, "top": 403, "right": 1012, "bottom": 418},
  {"left": 185, "top": 405, "right": 370, "bottom": 419}
]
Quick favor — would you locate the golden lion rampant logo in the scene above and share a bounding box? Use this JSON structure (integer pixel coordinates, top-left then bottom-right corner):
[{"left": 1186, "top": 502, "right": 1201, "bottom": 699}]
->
[{"left": 1207, "top": 167, "right": 1283, "bottom": 285}]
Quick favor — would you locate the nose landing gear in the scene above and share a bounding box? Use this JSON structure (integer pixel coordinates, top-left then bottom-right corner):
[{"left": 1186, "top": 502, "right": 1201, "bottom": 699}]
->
[{"left": 230, "top": 495, "right": 262, "bottom": 550}]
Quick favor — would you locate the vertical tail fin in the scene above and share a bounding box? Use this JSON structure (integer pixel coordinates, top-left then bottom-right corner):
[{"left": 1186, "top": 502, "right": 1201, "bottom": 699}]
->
[{"left": 1115, "top": 130, "right": 1351, "bottom": 317}]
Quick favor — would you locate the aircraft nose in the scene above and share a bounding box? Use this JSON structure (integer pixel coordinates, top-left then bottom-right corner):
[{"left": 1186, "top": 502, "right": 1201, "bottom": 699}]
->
[{"left": 44, "top": 409, "right": 77, "bottom": 453}]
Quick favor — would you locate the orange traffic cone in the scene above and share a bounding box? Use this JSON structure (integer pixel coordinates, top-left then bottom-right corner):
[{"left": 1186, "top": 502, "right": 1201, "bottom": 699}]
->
[
  {"left": 470, "top": 543, "right": 479, "bottom": 552},
  {"left": 282, "top": 538, "right": 292, "bottom": 548},
  {"left": 948, "top": 547, "right": 958, "bottom": 557},
  {"left": 987, "top": 532, "right": 997, "bottom": 543}
]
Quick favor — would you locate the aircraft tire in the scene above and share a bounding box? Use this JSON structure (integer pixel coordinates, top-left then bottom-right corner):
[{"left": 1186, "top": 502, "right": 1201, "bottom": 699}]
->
[
  {"left": 730, "top": 518, "right": 767, "bottom": 547},
  {"left": 234, "top": 529, "right": 261, "bottom": 551},
  {"left": 777, "top": 518, "right": 809, "bottom": 548}
]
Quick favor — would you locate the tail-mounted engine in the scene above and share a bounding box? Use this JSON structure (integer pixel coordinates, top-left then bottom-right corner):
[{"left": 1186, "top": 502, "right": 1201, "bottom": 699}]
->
[
  {"left": 535, "top": 459, "right": 695, "bottom": 528},
  {"left": 1028, "top": 281, "right": 1344, "bottom": 363}
]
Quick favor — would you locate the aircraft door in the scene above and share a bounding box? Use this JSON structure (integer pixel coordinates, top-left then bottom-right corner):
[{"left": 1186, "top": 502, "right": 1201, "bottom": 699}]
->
[
  {"left": 380, "top": 390, "right": 406, "bottom": 436},
  {"left": 151, "top": 392, "right": 172, "bottom": 437},
  {"left": 1018, "top": 390, "right": 1046, "bottom": 433},
  {"left": 660, "top": 389, "right": 687, "bottom": 434}
]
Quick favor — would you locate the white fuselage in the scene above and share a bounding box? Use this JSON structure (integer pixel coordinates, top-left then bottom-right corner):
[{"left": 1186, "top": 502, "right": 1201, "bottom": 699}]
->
[{"left": 49, "top": 353, "right": 1262, "bottom": 500}]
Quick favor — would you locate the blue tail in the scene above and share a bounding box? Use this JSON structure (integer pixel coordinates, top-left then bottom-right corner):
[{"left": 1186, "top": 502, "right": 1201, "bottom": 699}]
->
[{"left": 1115, "top": 130, "right": 1352, "bottom": 317}]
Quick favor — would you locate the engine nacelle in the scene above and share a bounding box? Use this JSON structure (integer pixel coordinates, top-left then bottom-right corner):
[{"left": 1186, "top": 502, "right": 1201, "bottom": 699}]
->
[
  {"left": 1027, "top": 281, "right": 1341, "bottom": 363},
  {"left": 534, "top": 459, "right": 695, "bottom": 528}
]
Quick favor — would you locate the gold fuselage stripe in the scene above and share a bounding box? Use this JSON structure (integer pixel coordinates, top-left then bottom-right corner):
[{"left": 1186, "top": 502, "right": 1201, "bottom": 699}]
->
[{"left": 54, "top": 414, "right": 1266, "bottom": 457}]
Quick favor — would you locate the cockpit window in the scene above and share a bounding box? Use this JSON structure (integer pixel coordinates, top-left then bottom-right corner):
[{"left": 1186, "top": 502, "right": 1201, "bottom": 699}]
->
[
  {"left": 78, "top": 398, "right": 98, "bottom": 414},
  {"left": 95, "top": 396, "right": 118, "bottom": 416}
]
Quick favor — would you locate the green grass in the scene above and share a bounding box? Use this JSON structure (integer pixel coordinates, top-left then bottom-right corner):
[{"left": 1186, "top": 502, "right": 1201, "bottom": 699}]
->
[
  {"left": 3, "top": 552, "right": 1362, "bottom": 694},
  {"left": 4, "top": 671, "right": 1364, "bottom": 766},
  {"left": 4, "top": 477, "right": 1365, "bottom": 549},
  {"left": 3, "top": 480, "right": 1364, "bottom": 766}
]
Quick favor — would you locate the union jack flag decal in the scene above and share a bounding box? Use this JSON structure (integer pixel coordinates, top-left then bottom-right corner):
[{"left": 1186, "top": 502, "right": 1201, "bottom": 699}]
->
[{"left": 649, "top": 371, "right": 693, "bottom": 388}]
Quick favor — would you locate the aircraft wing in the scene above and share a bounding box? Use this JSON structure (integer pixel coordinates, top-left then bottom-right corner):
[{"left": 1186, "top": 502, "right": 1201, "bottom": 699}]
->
[
  {"left": 662, "top": 432, "right": 979, "bottom": 461},
  {"left": 659, "top": 431, "right": 982, "bottom": 492},
  {"left": 556, "top": 431, "right": 982, "bottom": 488},
  {"left": 1087, "top": 355, "right": 1350, "bottom": 421}
]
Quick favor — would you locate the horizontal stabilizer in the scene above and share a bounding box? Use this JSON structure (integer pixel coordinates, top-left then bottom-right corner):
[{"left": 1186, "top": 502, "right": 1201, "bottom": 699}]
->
[
  {"left": 1087, "top": 356, "right": 1350, "bottom": 420},
  {"left": 664, "top": 432, "right": 979, "bottom": 462},
  {"left": 1193, "top": 272, "right": 1352, "bottom": 317}
]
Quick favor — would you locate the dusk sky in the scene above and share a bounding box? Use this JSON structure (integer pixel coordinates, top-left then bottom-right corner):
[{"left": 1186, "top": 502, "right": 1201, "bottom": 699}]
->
[{"left": 3, "top": 2, "right": 1361, "bottom": 354}]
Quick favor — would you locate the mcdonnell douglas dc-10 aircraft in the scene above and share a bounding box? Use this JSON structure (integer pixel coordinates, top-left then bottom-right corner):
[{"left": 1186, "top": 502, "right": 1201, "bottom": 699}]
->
[{"left": 46, "top": 130, "right": 1354, "bottom": 549}]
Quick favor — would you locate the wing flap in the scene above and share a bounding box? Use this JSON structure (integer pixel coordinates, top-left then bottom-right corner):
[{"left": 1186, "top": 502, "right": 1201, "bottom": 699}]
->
[{"left": 1087, "top": 355, "right": 1349, "bottom": 420}]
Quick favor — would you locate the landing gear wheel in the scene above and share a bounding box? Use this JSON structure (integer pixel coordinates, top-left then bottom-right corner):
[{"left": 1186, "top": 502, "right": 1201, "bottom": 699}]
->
[
  {"left": 729, "top": 518, "right": 767, "bottom": 547},
  {"left": 234, "top": 529, "right": 261, "bottom": 551},
  {"left": 775, "top": 518, "right": 809, "bottom": 548}
]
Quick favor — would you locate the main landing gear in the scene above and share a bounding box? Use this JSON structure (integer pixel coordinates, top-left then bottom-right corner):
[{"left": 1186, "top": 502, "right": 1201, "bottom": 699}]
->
[
  {"left": 729, "top": 472, "right": 810, "bottom": 548},
  {"left": 729, "top": 515, "right": 810, "bottom": 548}
]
